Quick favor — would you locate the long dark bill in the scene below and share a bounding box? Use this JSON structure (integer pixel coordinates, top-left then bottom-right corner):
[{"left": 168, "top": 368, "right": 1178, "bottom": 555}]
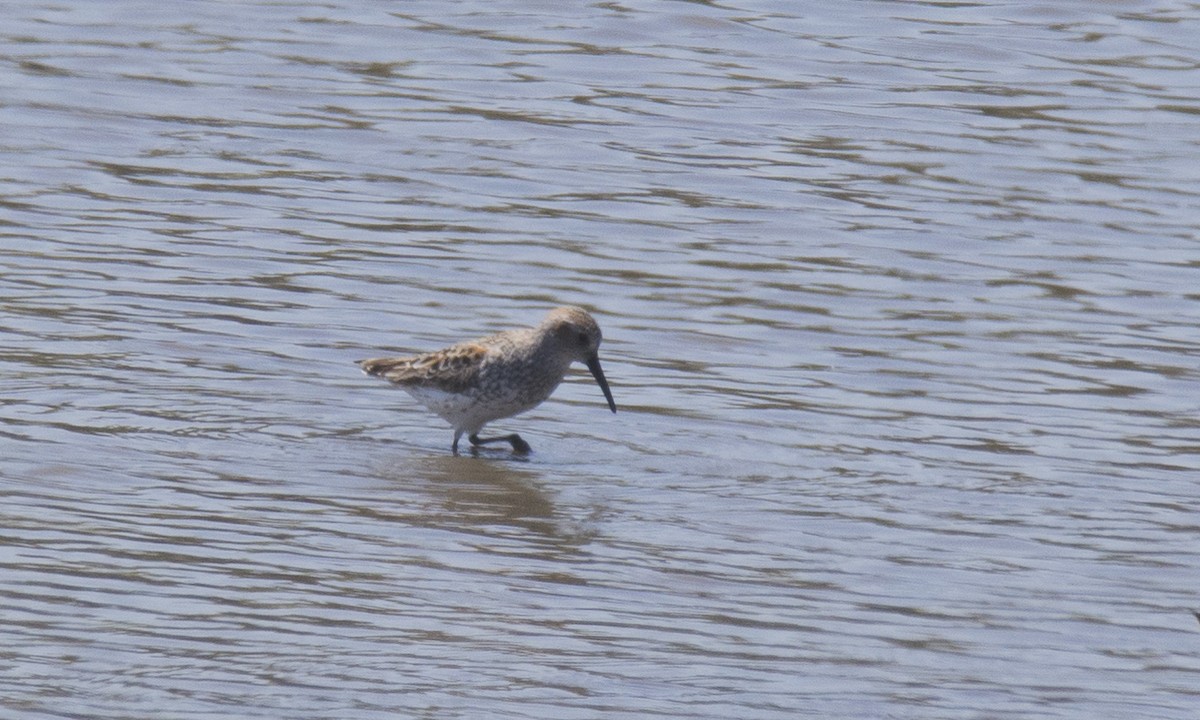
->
[{"left": 586, "top": 354, "right": 617, "bottom": 413}]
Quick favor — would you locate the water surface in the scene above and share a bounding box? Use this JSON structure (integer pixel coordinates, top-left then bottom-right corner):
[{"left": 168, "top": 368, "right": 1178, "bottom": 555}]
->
[{"left": 3, "top": 1, "right": 1200, "bottom": 718}]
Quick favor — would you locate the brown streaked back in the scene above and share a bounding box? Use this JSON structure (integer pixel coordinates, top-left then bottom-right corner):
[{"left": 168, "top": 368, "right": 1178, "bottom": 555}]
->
[{"left": 357, "top": 342, "right": 488, "bottom": 394}]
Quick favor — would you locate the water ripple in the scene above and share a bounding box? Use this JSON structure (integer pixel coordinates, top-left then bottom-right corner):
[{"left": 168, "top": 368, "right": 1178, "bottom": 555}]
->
[{"left": 3, "top": 1, "right": 1200, "bottom": 718}]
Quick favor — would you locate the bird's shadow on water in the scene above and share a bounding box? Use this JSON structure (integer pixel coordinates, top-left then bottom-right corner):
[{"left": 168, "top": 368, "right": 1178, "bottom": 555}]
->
[{"left": 374, "top": 448, "right": 602, "bottom": 547}]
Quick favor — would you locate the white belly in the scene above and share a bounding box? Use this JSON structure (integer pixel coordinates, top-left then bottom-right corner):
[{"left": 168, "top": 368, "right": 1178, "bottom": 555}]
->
[{"left": 404, "top": 385, "right": 544, "bottom": 434}]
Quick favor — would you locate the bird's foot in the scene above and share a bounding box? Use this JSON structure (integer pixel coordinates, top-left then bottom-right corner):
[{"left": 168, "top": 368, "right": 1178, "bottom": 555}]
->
[{"left": 469, "top": 433, "right": 531, "bottom": 454}]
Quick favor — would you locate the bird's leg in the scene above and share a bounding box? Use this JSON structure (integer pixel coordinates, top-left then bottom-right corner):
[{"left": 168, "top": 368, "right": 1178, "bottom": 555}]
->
[
  {"left": 469, "top": 433, "right": 532, "bottom": 454},
  {"left": 508, "top": 434, "right": 532, "bottom": 453}
]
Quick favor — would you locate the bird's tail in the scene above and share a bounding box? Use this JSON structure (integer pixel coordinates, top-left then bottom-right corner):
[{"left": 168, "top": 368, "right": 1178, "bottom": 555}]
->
[{"left": 357, "top": 357, "right": 410, "bottom": 377}]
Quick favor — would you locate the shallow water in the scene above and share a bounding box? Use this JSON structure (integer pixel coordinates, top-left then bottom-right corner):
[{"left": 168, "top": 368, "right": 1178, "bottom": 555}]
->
[{"left": 3, "top": 1, "right": 1200, "bottom": 718}]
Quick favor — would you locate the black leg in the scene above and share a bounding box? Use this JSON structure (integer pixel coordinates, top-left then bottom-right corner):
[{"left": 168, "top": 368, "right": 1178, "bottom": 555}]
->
[
  {"left": 469, "top": 433, "right": 532, "bottom": 454},
  {"left": 508, "top": 434, "right": 531, "bottom": 453}
]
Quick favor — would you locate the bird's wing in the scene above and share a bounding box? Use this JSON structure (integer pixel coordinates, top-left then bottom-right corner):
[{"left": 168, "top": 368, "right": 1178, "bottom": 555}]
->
[{"left": 357, "top": 342, "right": 488, "bottom": 394}]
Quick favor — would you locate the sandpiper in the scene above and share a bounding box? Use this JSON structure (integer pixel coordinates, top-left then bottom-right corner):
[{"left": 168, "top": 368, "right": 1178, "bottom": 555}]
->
[{"left": 357, "top": 306, "right": 617, "bottom": 454}]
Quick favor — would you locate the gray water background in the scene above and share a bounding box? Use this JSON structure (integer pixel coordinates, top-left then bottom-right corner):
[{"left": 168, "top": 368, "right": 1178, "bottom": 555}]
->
[{"left": 3, "top": 1, "right": 1199, "bottom": 718}]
